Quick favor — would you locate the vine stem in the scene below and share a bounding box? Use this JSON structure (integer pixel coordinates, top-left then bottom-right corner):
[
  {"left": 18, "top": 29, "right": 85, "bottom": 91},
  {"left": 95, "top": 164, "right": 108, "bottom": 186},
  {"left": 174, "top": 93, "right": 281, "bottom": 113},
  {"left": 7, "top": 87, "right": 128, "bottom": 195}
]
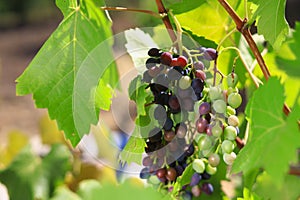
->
[
  {"left": 155, "top": 0, "right": 177, "bottom": 43},
  {"left": 217, "top": 0, "right": 291, "bottom": 116},
  {"left": 100, "top": 6, "right": 161, "bottom": 18}
]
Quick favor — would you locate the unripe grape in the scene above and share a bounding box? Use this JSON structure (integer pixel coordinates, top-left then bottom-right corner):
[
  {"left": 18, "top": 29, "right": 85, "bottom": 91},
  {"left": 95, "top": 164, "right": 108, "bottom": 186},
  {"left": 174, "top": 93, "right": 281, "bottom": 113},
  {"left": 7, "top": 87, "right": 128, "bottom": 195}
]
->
[
  {"left": 209, "top": 86, "right": 222, "bottom": 100},
  {"left": 198, "top": 135, "right": 212, "bottom": 150},
  {"left": 221, "top": 140, "right": 234, "bottom": 154},
  {"left": 211, "top": 124, "right": 223, "bottom": 137},
  {"left": 227, "top": 87, "right": 238, "bottom": 96},
  {"left": 206, "top": 164, "right": 217, "bottom": 175},
  {"left": 223, "top": 152, "right": 237, "bottom": 165},
  {"left": 227, "top": 93, "right": 242, "bottom": 108},
  {"left": 227, "top": 73, "right": 238, "bottom": 87},
  {"left": 224, "top": 126, "right": 237, "bottom": 140},
  {"left": 208, "top": 153, "right": 220, "bottom": 167},
  {"left": 178, "top": 76, "right": 192, "bottom": 90},
  {"left": 192, "top": 159, "right": 205, "bottom": 173},
  {"left": 226, "top": 106, "right": 236, "bottom": 116},
  {"left": 228, "top": 115, "right": 239, "bottom": 127},
  {"left": 212, "top": 99, "right": 227, "bottom": 114}
]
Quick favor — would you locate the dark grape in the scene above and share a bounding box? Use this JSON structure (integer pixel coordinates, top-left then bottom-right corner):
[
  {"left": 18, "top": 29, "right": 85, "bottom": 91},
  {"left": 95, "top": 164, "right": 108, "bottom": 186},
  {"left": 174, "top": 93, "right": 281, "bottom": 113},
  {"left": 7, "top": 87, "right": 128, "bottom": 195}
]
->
[
  {"left": 203, "top": 48, "right": 218, "bottom": 61},
  {"left": 166, "top": 167, "right": 177, "bottom": 181},
  {"left": 148, "top": 48, "right": 161, "bottom": 57},
  {"left": 155, "top": 91, "right": 170, "bottom": 105},
  {"left": 168, "top": 95, "right": 180, "bottom": 111},
  {"left": 195, "top": 69, "right": 206, "bottom": 81},
  {"left": 142, "top": 70, "right": 152, "bottom": 83},
  {"left": 175, "top": 123, "right": 187, "bottom": 138},
  {"left": 185, "top": 144, "right": 195, "bottom": 157},
  {"left": 154, "top": 74, "right": 169, "bottom": 88},
  {"left": 146, "top": 57, "right": 160, "bottom": 69},
  {"left": 199, "top": 102, "right": 210, "bottom": 115},
  {"left": 156, "top": 168, "right": 167, "bottom": 178},
  {"left": 182, "top": 191, "right": 193, "bottom": 200},
  {"left": 160, "top": 52, "right": 173, "bottom": 65},
  {"left": 148, "top": 127, "right": 162, "bottom": 142},
  {"left": 177, "top": 87, "right": 193, "bottom": 99},
  {"left": 140, "top": 167, "right": 150, "bottom": 179},
  {"left": 164, "top": 130, "right": 175, "bottom": 142},
  {"left": 181, "top": 97, "right": 195, "bottom": 111},
  {"left": 196, "top": 118, "right": 208, "bottom": 133},
  {"left": 148, "top": 66, "right": 161, "bottom": 77},
  {"left": 163, "top": 117, "right": 173, "bottom": 131},
  {"left": 175, "top": 165, "right": 184, "bottom": 176},
  {"left": 190, "top": 172, "right": 202, "bottom": 186},
  {"left": 201, "top": 171, "right": 211, "bottom": 180},
  {"left": 154, "top": 105, "right": 167, "bottom": 121},
  {"left": 201, "top": 182, "right": 214, "bottom": 195},
  {"left": 142, "top": 156, "right": 153, "bottom": 166},
  {"left": 191, "top": 78, "right": 204, "bottom": 93}
]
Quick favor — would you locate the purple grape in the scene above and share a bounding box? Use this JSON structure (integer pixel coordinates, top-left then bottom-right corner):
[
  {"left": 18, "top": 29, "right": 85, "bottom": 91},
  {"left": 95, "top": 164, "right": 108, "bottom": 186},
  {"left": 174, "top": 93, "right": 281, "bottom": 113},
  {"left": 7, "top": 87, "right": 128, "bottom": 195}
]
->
[
  {"left": 140, "top": 167, "right": 150, "bottom": 179},
  {"left": 196, "top": 118, "right": 208, "bottom": 133},
  {"left": 190, "top": 172, "right": 202, "bottom": 186},
  {"left": 191, "top": 78, "right": 204, "bottom": 93},
  {"left": 148, "top": 48, "right": 161, "bottom": 57},
  {"left": 203, "top": 48, "right": 218, "bottom": 61},
  {"left": 201, "top": 182, "right": 214, "bottom": 195},
  {"left": 199, "top": 102, "right": 210, "bottom": 115}
]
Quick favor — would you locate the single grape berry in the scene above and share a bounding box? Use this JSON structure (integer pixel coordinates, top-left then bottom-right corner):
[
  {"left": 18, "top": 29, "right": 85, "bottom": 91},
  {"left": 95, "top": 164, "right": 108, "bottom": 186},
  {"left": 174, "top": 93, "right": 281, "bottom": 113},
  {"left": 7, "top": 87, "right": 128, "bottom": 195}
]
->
[
  {"left": 154, "top": 105, "right": 167, "bottom": 121},
  {"left": 148, "top": 66, "right": 161, "bottom": 77},
  {"left": 140, "top": 167, "right": 150, "bottom": 179},
  {"left": 163, "top": 117, "right": 174, "bottom": 131},
  {"left": 142, "top": 70, "right": 152, "bottom": 83},
  {"left": 177, "top": 55, "right": 188, "bottom": 68},
  {"left": 166, "top": 167, "right": 177, "bottom": 181},
  {"left": 156, "top": 168, "right": 167, "bottom": 179},
  {"left": 201, "top": 182, "right": 214, "bottom": 195},
  {"left": 193, "top": 61, "right": 205, "bottom": 70},
  {"left": 164, "top": 130, "right": 175, "bottom": 142},
  {"left": 167, "top": 68, "right": 182, "bottom": 81},
  {"left": 196, "top": 118, "right": 208, "bottom": 133},
  {"left": 223, "top": 152, "right": 237, "bottom": 165},
  {"left": 228, "top": 115, "right": 239, "bottom": 127},
  {"left": 179, "top": 76, "right": 192, "bottom": 90},
  {"left": 221, "top": 140, "right": 234, "bottom": 154},
  {"left": 203, "top": 48, "right": 218, "bottom": 61},
  {"left": 211, "top": 123, "right": 223, "bottom": 137},
  {"left": 209, "top": 86, "right": 222, "bottom": 100},
  {"left": 190, "top": 172, "right": 202, "bottom": 186},
  {"left": 224, "top": 126, "right": 237, "bottom": 140},
  {"left": 212, "top": 99, "right": 227, "bottom": 114},
  {"left": 198, "top": 135, "right": 212, "bottom": 151},
  {"left": 195, "top": 69, "right": 206, "bottom": 81},
  {"left": 205, "top": 164, "right": 217, "bottom": 175},
  {"left": 191, "top": 186, "right": 201, "bottom": 197},
  {"left": 208, "top": 153, "right": 220, "bottom": 167},
  {"left": 191, "top": 78, "right": 204, "bottom": 93},
  {"left": 199, "top": 102, "right": 210, "bottom": 115},
  {"left": 142, "top": 156, "right": 153, "bottom": 166},
  {"left": 160, "top": 52, "right": 173, "bottom": 65},
  {"left": 168, "top": 95, "right": 180, "bottom": 111},
  {"left": 148, "top": 48, "right": 161, "bottom": 57},
  {"left": 146, "top": 57, "right": 160, "bottom": 69},
  {"left": 192, "top": 159, "right": 205, "bottom": 173},
  {"left": 227, "top": 93, "right": 242, "bottom": 109}
]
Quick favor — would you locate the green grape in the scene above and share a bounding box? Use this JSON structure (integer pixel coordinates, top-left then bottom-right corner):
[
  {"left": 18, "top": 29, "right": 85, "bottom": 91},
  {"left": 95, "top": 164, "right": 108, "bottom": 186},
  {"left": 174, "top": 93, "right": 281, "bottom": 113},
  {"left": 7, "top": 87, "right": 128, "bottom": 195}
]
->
[
  {"left": 206, "top": 164, "right": 217, "bottom": 175},
  {"left": 209, "top": 86, "right": 222, "bottom": 100},
  {"left": 221, "top": 140, "right": 234, "bottom": 154},
  {"left": 148, "top": 175, "right": 161, "bottom": 185},
  {"left": 192, "top": 159, "right": 205, "bottom": 173},
  {"left": 212, "top": 99, "right": 227, "bottom": 114},
  {"left": 227, "top": 87, "right": 238, "bottom": 96},
  {"left": 211, "top": 124, "right": 223, "bottom": 137},
  {"left": 228, "top": 115, "right": 239, "bottom": 127},
  {"left": 224, "top": 126, "right": 237, "bottom": 140},
  {"left": 198, "top": 135, "right": 212, "bottom": 150},
  {"left": 208, "top": 153, "right": 220, "bottom": 167},
  {"left": 223, "top": 152, "right": 237, "bottom": 165},
  {"left": 194, "top": 133, "right": 206, "bottom": 144},
  {"left": 227, "top": 73, "right": 238, "bottom": 87},
  {"left": 227, "top": 93, "right": 242, "bottom": 108},
  {"left": 226, "top": 106, "right": 236, "bottom": 116},
  {"left": 179, "top": 76, "right": 192, "bottom": 90}
]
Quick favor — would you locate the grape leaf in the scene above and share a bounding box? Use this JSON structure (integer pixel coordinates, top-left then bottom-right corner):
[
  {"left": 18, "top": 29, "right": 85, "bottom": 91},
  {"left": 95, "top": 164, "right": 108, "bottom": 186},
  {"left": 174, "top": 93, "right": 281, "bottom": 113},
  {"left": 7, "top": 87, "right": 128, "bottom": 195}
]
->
[
  {"left": 249, "top": 0, "right": 289, "bottom": 50},
  {"left": 182, "top": 28, "right": 218, "bottom": 49},
  {"left": 232, "top": 77, "right": 300, "bottom": 185},
  {"left": 128, "top": 75, "right": 152, "bottom": 116},
  {"left": 16, "top": 0, "right": 118, "bottom": 146},
  {"left": 275, "top": 22, "right": 300, "bottom": 77},
  {"left": 176, "top": 1, "right": 234, "bottom": 44},
  {"left": 167, "top": 0, "right": 206, "bottom": 14},
  {"left": 119, "top": 129, "right": 146, "bottom": 165},
  {"left": 125, "top": 28, "right": 158, "bottom": 74},
  {"left": 253, "top": 172, "right": 300, "bottom": 200}
]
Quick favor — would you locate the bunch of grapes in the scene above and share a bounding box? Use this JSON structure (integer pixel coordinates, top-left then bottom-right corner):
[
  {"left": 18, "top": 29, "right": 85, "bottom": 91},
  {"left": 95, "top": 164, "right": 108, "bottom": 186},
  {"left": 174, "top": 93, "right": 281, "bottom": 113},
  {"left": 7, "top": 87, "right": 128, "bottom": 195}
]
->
[{"left": 138, "top": 47, "right": 242, "bottom": 199}]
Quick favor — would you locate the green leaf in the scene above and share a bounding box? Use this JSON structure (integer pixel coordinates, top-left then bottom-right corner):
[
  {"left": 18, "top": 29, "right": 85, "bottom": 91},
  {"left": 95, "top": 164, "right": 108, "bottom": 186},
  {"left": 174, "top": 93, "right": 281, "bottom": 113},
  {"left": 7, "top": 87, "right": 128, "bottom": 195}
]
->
[
  {"left": 253, "top": 172, "right": 300, "bottom": 200},
  {"left": 182, "top": 28, "right": 218, "bottom": 49},
  {"left": 119, "top": 130, "right": 146, "bottom": 165},
  {"left": 249, "top": 0, "right": 289, "bottom": 49},
  {"left": 172, "top": 163, "right": 194, "bottom": 196},
  {"left": 276, "top": 22, "right": 300, "bottom": 77},
  {"left": 232, "top": 77, "right": 300, "bottom": 185},
  {"left": 125, "top": 28, "right": 158, "bottom": 73},
  {"left": 176, "top": 1, "right": 234, "bottom": 44},
  {"left": 128, "top": 75, "right": 152, "bottom": 116},
  {"left": 168, "top": 0, "right": 206, "bottom": 14},
  {"left": 0, "top": 144, "right": 72, "bottom": 200},
  {"left": 16, "top": 0, "right": 118, "bottom": 146},
  {"left": 78, "top": 180, "right": 165, "bottom": 200}
]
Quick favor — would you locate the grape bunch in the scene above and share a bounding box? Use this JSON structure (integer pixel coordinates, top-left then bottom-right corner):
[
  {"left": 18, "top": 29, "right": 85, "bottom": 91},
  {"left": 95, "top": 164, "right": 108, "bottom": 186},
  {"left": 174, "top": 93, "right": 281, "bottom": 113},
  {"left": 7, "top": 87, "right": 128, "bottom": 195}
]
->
[{"left": 138, "top": 47, "right": 242, "bottom": 199}]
